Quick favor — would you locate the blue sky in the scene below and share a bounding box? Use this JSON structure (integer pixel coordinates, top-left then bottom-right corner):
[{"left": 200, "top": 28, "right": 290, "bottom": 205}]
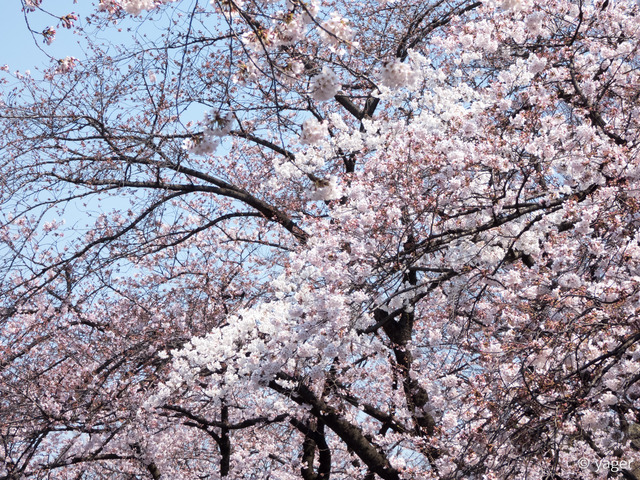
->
[
  {"left": 1, "top": 1, "right": 94, "bottom": 72},
  {"left": 0, "top": 1, "right": 220, "bottom": 259}
]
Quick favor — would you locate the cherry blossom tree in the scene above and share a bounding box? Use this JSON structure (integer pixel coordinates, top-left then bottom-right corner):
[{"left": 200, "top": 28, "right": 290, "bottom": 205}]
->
[{"left": 3, "top": 0, "right": 640, "bottom": 479}]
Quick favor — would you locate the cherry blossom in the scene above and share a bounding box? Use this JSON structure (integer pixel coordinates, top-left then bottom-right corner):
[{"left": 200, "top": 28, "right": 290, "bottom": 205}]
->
[
  {"left": 3, "top": 0, "right": 640, "bottom": 479},
  {"left": 299, "top": 118, "right": 328, "bottom": 145},
  {"left": 310, "top": 66, "right": 340, "bottom": 101},
  {"left": 379, "top": 59, "right": 419, "bottom": 89},
  {"left": 319, "top": 13, "right": 354, "bottom": 47},
  {"left": 56, "top": 56, "right": 77, "bottom": 73}
]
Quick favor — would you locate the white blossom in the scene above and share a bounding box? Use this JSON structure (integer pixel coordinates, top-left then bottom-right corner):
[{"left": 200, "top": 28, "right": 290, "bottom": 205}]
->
[
  {"left": 502, "top": 0, "right": 522, "bottom": 10},
  {"left": 204, "top": 111, "right": 234, "bottom": 137},
  {"left": 310, "top": 67, "right": 340, "bottom": 101},
  {"left": 182, "top": 111, "right": 233, "bottom": 155},
  {"left": 277, "top": 15, "right": 306, "bottom": 46},
  {"left": 379, "top": 60, "right": 420, "bottom": 89},
  {"left": 525, "top": 12, "right": 545, "bottom": 36},
  {"left": 211, "top": 0, "right": 245, "bottom": 12},
  {"left": 319, "top": 13, "right": 354, "bottom": 47},
  {"left": 299, "top": 0, "right": 320, "bottom": 23},
  {"left": 529, "top": 55, "right": 547, "bottom": 74},
  {"left": 120, "top": 0, "right": 178, "bottom": 15},
  {"left": 299, "top": 118, "right": 328, "bottom": 145},
  {"left": 57, "top": 56, "right": 77, "bottom": 74},
  {"left": 182, "top": 136, "right": 220, "bottom": 156},
  {"left": 121, "top": 0, "right": 155, "bottom": 15},
  {"left": 308, "top": 176, "right": 342, "bottom": 201}
]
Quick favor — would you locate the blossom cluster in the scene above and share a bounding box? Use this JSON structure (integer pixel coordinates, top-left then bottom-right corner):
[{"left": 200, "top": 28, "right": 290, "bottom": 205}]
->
[
  {"left": 119, "top": 0, "right": 178, "bottom": 15},
  {"left": 9, "top": 0, "right": 640, "bottom": 479},
  {"left": 379, "top": 59, "right": 420, "bottom": 89},
  {"left": 42, "top": 26, "right": 56, "bottom": 45},
  {"left": 307, "top": 176, "right": 342, "bottom": 201},
  {"left": 299, "top": 118, "right": 328, "bottom": 145},
  {"left": 182, "top": 111, "right": 234, "bottom": 155},
  {"left": 310, "top": 66, "right": 340, "bottom": 101},
  {"left": 56, "top": 56, "right": 77, "bottom": 74},
  {"left": 121, "top": 0, "right": 155, "bottom": 15},
  {"left": 319, "top": 13, "right": 354, "bottom": 47},
  {"left": 23, "top": 0, "right": 42, "bottom": 12}
]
